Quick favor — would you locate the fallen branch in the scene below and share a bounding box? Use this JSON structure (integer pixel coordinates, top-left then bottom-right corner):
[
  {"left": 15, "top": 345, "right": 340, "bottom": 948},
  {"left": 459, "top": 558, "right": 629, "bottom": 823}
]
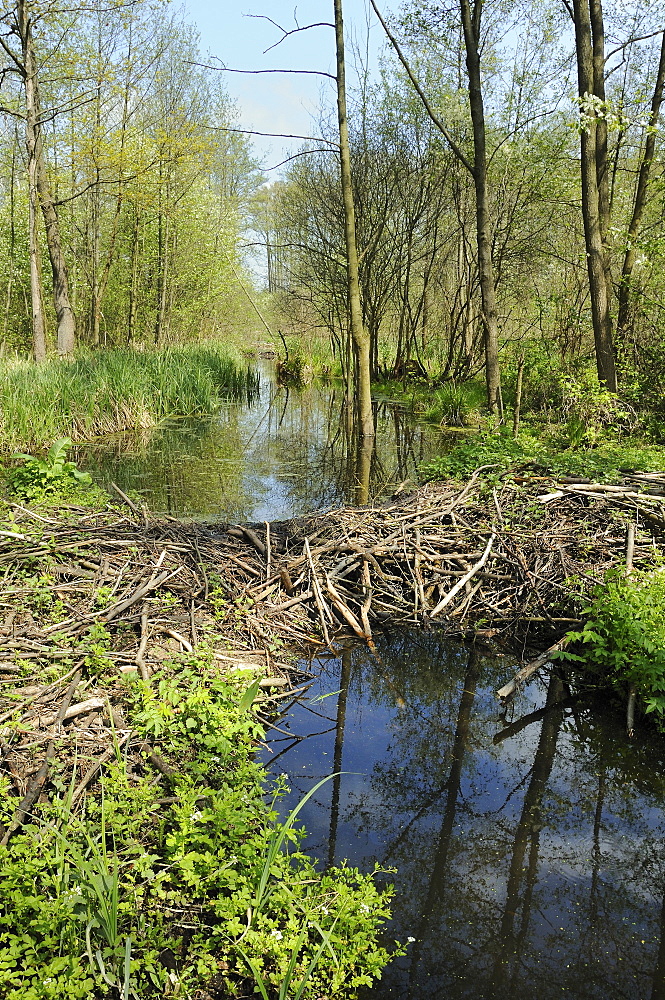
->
[
  {"left": 430, "top": 532, "right": 496, "bottom": 618},
  {"left": 496, "top": 637, "right": 569, "bottom": 703}
]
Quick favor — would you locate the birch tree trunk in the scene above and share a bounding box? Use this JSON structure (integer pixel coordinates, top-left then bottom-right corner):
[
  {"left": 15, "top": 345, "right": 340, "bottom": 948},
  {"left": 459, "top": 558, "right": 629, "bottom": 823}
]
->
[
  {"left": 334, "top": 0, "right": 374, "bottom": 442},
  {"left": 27, "top": 136, "right": 46, "bottom": 361}
]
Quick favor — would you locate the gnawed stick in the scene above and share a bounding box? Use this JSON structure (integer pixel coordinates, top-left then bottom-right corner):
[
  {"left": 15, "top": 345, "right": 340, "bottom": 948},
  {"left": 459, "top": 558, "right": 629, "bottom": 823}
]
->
[
  {"left": 496, "top": 637, "right": 569, "bottom": 703},
  {"left": 325, "top": 575, "right": 367, "bottom": 639},
  {"left": 626, "top": 523, "right": 636, "bottom": 574},
  {"left": 33, "top": 697, "right": 106, "bottom": 729},
  {"left": 627, "top": 686, "right": 637, "bottom": 738},
  {"left": 136, "top": 613, "right": 150, "bottom": 681},
  {"left": 265, "top": 521, "right": 271, "bottom": 582},
  {"left": 1, "top": 670, "right": 81, "bottom": 845},
  {"left": 360, "top": 560, "right": 374, "bottom": 645},
  {"left": 0, "top": 663, "right": 81, "bottom": 725},
  {"left": 109, "top": 481, "right": 141, "bottom": 515},
  {"left": 103, "top": 567, "right": 181, "bottom": 622},
  {"left": 430, "top": 533, "right": 496, "bottom": 618},
  {"left": 305, "top": 538, "right": 331, "bottom": 646}
]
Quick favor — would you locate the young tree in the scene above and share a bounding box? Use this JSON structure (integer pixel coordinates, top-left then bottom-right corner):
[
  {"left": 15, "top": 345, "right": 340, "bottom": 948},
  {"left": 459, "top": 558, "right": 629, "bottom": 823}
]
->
[
  {"left": 1, "top": 0, "right": 77, "bottom": 355},
  {"left": 570, "top": 0, "right": 617, "bottom": 390},
  {"left": 334, "top": 0, "right": 374, "bottom": 441},
  {"left": 616, "top": 31, "right": 665, "bottom": 345},
  {"left": 370, "top": 0, "right": 503, "bottom": 416}
]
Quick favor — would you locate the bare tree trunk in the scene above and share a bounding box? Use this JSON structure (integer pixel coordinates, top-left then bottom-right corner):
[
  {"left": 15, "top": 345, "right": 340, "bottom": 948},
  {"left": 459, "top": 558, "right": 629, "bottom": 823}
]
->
[
  {"left": 334, "top": 0, "right": 374, "bottom": 442},
  {"left": 127, "top": 207, "right": 141, "bottom": 343},
  {"left": 459, "top": 0, "right": 502, "bottom": 416},
  {"left": 3, "top": 134, "right": 19, "bottom": 350},
  {"left": 572, "top": 0, "right": 617, "bottom": 390},
  {"left": 18, "top": 0, "right": 76, "bottom": 357},
  {"left": 617, "top": 31, "right": 665, "bottom": 342},
  {"left": 27, "top": 136, "right": 46, "bottom": 361},
  {"left": 154, "top": 211, "right": 170, "bottom": 345}
]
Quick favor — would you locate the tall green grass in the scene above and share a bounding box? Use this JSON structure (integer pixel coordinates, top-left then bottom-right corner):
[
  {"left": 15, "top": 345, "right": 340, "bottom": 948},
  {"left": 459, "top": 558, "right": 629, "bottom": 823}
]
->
[{"left": 0, "top": 344, "right": 259, "bottom": 452}]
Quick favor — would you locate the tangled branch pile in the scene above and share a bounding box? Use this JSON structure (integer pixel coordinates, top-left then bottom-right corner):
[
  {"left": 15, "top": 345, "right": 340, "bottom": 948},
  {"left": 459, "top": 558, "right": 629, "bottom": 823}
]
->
[
  {"left": 258, "top": 470, "right": 665, "bottom": 650},
  {"left": 2, "top": 470, "right": 665, "bottom": 830}
]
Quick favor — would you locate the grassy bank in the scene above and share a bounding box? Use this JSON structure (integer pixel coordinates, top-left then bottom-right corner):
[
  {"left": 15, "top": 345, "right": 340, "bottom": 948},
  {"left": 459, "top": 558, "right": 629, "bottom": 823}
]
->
[
  {"left": 0, "top": 344, "right": 260, "bottom": 453},
  {"left": 0, "top": 480, "right": 398, "bottom": 1000}
]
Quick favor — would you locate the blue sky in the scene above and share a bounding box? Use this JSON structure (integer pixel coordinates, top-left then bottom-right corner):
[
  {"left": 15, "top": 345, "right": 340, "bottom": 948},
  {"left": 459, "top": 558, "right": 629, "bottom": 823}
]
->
[{"left": 182, "top": 0, "right": 394, "bottom": 171}]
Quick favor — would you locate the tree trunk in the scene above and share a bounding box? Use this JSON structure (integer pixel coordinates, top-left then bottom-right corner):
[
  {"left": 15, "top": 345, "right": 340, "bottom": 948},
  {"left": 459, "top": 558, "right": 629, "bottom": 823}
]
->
[
  {"left": 459, "top": 0, "right": 502, "bottom": 416},
  {"left": 617, "top": 31, "right": 665, "bottom": 343},
  {"left": 334, "top": 0, "right": 374, "bottom": 442},
  {"left": 572, "top": 0, "right": 617, "bottom": 390},
  {"left": 154, "top": 206, "right": 170, "bottom": 345},
  {"left": 19, "top": 0, "right": 76, "bottom": 357},
  {"left": 27, "top": 139, "right": 46, "bottom": 361},
  {"left": 127, "top": 208, "right": 141, "bottom": 343}
]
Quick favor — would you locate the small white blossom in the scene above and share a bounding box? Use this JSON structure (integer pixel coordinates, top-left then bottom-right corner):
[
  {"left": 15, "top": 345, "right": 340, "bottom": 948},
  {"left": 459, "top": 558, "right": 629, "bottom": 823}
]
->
[
  {"left": 407, "top": 936, "right": 416, "bottom": 943},
  {"left": 271, "top": 929, "right": 283, "bottom": 940},
  {"left": 190, "top": 811, "right": 203, "bottom": 822}
]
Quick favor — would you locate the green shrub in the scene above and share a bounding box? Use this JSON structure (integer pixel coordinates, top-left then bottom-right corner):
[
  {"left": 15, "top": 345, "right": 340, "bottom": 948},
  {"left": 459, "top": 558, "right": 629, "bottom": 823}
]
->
[
  {"left": 563, "top": 567, "right": 665, "bottom": 723},
  {"left": 7, "top": 438, "right": 91, "bottom": 500},
  {"left": 0, "top": 661, "right": 398, "bottom": 999}
]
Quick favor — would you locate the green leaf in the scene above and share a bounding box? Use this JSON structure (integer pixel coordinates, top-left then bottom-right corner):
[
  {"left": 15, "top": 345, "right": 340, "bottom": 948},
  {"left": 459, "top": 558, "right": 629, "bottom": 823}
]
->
[{"left": 239, "top": 678, "right": 261, "bottom": 713}]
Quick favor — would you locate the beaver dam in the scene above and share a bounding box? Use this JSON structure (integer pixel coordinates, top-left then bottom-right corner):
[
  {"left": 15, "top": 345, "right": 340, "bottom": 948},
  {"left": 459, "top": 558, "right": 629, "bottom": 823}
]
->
[{"left": 1, "top": 468, "right": 665, "bottom": 838}]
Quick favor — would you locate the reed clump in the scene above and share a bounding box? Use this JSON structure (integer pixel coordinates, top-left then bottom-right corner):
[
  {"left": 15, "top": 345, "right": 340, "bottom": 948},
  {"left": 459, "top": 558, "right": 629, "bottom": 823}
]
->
[{"left": 0, "top": 343, "right": 259, "bottom": 452}]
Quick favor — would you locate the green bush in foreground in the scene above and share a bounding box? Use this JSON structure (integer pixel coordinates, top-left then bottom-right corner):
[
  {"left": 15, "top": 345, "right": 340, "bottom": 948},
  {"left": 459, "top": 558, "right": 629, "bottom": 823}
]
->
[
  {"left": 562, "top": 567, "right": 665, "bottom": 724},
  {"left": 0, "top": 661, "right": 398, "bottom": 999},
  {"left": 0, "top": 344, "right": 259, "bottom": 452}
]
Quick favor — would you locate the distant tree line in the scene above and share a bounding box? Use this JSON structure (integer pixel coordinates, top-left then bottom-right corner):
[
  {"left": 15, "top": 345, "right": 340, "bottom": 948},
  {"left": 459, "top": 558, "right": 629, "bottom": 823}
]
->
[
  {"left": 264, "top": 0, "right": 665, "bottom": 413},
  {"left": 0, "top": 0, "right": 261, "bottom": 359}
]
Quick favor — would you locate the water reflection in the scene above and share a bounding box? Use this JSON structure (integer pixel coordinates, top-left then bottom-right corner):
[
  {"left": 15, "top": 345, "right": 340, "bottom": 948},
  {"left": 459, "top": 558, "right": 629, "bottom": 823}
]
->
[
  {"left": 261, "top": 632, "right": 665, "bottom": 1000},
  {"left": 78, "top": 364, "right": 445, "bottom": 521}
]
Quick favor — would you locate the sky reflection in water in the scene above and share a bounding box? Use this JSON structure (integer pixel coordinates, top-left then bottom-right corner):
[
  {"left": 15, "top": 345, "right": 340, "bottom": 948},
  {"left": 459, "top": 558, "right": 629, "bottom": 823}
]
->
[
  {"left": 261, "top": 631, "right": 665, "bottom": 1000},
  {"left": 80, "top": 364, "right": 444, "bottom": 522}
]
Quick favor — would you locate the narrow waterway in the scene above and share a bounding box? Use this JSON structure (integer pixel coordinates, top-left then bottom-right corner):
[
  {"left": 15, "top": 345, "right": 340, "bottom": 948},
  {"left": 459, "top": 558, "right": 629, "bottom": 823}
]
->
[
  {"left": 261, "top": 633, "right": 665, "bottom": 1000},
  {"left": 80, "top": 362, "right": 446, "bottom": 521},
  {"left": 81, "top": 363, "right": 665, "bottom": 999}
]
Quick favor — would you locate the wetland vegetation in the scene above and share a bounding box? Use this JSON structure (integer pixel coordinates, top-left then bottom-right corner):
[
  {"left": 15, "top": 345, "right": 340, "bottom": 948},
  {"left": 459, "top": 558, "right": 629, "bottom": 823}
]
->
[{"left": 3, "top": 0, "right": 665, "bottom": 995}]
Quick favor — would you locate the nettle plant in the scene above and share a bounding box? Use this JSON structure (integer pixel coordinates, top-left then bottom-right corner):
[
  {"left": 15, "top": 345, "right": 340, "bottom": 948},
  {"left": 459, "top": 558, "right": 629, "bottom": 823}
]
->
[{"left": 7, "top": 438, "right": 92, "bottom": 499}]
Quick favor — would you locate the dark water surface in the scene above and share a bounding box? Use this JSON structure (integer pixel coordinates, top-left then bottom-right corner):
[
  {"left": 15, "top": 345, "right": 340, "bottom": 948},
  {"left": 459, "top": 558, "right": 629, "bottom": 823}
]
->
[
  {"left": 80, "top": 363, "right": 444, "bottom": 521},
  {"left": 261, "top": 633, "right": 665, "bottom": 1000},
  {"left": 80, "top": 365, "right": 665, "bottom": 998}
]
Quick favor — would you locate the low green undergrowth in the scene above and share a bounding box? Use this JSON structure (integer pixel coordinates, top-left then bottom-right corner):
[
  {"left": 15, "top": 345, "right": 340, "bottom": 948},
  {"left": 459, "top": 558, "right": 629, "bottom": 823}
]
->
[
  {"left": 0, "top": 343, "right": 260, "bottom": 453},
  {"left": 561, "top": 567, "right": 665, "bottom": 726},
  {"left": 0, "top": 659, "right": 398, "bottom": 999},
  {"left": 419, "top": 426, "right": 665, "bottom": 483}
]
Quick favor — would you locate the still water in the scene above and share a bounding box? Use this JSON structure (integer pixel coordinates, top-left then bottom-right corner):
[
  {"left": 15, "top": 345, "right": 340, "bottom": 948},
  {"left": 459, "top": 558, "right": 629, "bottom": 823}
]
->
[
  {"left": 261, "top": 633, "right": 665, "bottom": 1000},
  {"left": 80, "top": 364, "right": 665, "bottom": 998},
  {"left": 80, "top": 363, "right": 444, "bottom": 521}
]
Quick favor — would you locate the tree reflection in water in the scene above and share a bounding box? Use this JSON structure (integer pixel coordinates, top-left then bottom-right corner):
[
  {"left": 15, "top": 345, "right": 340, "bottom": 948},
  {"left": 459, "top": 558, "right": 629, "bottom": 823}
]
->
[
  {"left": 78, "top": 363, "right": 443, "bottom": 521},
  {"left": 262, "top": 631, "right": 665, "bottom": 1000}
]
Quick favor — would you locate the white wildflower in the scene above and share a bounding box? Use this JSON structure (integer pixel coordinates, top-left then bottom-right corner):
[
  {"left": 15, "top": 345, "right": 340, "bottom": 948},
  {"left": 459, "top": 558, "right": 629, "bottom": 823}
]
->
[{"left": 271, "top": 929, "right": 283, "bottom": 940}]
